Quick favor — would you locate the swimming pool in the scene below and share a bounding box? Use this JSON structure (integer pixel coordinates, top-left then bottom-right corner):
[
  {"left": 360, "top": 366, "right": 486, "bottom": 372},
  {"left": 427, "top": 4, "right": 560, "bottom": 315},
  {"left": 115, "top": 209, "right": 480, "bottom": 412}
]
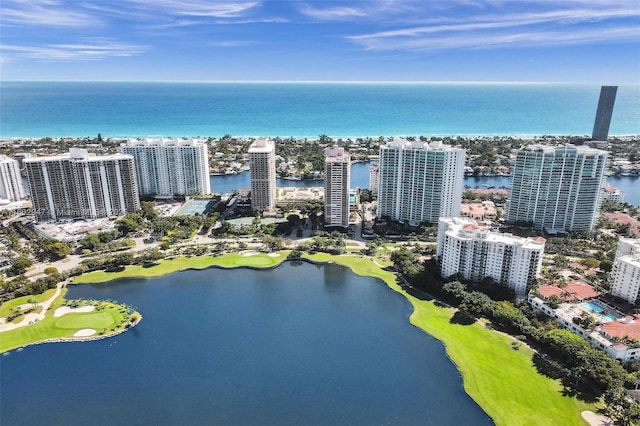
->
[{"left": 582, "top": 302, "right": 617, "bottom": 321}]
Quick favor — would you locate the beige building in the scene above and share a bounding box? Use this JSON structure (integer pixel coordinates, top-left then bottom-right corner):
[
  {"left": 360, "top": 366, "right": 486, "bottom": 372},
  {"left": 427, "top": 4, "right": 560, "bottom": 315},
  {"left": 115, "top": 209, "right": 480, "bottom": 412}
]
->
[
  {"left": 324, "top": 147, "right": 351, "bottom": 228},
  {"left": 248, "top": 138, "right": 276, "bottom": 211}
]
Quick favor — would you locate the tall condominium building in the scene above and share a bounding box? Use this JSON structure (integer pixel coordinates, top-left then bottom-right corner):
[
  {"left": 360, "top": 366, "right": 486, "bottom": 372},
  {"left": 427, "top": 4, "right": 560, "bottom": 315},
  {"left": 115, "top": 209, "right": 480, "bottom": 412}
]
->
[
  {"left": 324, "top": 147, "right": 351, "bottom": 228},
  {"left": 610, "top": 238, "right": 640, "bottom": 304},
  {"left": 248, "top": 138, "right": 276, "bottom": 211},
  {"left": 506, "top": 145, "right": 608, "bottom": 233},
  {"left": 121, "top": 138, "right": 210, "bottom": 199},
  {"left": 592, "top": 86, "right": 617, "bottom": 141},
  {"left": 437, "top": 217, "right": 545, "bottom": 294},
  {"left": 24, "top": 148, "right": 140, "bottom": 222},
  {"left": 0, "top": 155, "right": 25, "bottom": 202},
  {"left": 369, "top": 163, "right": 379, "bottom": 196},
  {"left": 378, "top": 138, "right": 465, "bottom": 226}
]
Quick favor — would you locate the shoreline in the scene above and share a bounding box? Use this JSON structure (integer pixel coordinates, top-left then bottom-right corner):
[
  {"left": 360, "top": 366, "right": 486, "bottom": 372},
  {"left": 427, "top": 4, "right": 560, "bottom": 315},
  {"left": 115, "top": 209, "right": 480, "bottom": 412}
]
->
[
  {"left": 70, "top": 252, "right": 594, "bottom": 425},
  {"left": 5, "top": 315, "right": 142, "bottom": 354}
]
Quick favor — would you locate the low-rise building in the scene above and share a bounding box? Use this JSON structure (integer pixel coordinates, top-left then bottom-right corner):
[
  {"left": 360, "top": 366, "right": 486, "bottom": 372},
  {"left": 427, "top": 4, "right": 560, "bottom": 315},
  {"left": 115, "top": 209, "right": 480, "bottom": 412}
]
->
[
  {"left": 529, "top": 291, "right": 640, "bottom": 362},
  {"left": 460, "top": 201, "right": 497, "bottom": 221}
]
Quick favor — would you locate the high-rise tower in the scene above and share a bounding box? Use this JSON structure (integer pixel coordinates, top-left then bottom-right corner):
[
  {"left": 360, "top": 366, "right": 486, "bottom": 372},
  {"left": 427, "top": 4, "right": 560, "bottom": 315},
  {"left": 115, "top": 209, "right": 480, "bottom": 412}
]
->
[
  {"left": 506, "top": 145, "right": 608, "bottom": 232},
  {"left": 324, "top": 147, "right": 351, "bottom": 228},
  {"left": 0, "top": 155, "right": 25, "bottom": 202},
  {"left": 25, "top": 148, "right": 140, "bottom": 222},
  {"left": 248, "top": 138, "right": 276, "bottom": 211},
  {"left": 121, "top": 138, "right": 210, "bottom": 199},
  {"left": 377, "top": 138, "right": 465, "bottom": 225},
  {"left": 592, "top": 86, "right": 617, "bottom": 141}
]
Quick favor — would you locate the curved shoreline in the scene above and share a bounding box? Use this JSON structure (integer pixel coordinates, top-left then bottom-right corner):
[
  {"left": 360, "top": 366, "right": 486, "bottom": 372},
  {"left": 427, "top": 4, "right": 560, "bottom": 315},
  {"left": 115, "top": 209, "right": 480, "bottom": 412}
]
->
[
  {"left": 5, "top": 315, "right": 143, "bottom": 354},
  {"left": 57, "top": 252, "right": 593, "bottom": 425}
]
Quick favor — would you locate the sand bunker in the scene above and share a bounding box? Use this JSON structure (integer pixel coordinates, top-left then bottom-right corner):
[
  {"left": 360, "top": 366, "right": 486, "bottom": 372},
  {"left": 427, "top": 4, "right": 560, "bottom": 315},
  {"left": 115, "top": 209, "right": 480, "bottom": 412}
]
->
[
  {"left": 267, "top": 253, "right": 281, "bottom": 257},
  {"left": 73, "top": 329, "right": 96, "bottom": 337},
  {"left": 242, "top": 251, "right": 259, "bottom": 256},
  {"left": 581, "top": 411, "right": 610, "bottom": 426},
  {"left": 54, "top": 305, "right": 95, "bottom": 317}
]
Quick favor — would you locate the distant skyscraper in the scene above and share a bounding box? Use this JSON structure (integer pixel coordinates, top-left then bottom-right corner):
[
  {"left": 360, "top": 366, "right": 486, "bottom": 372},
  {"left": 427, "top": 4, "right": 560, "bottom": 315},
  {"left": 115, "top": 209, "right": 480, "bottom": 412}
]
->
[
  {"left": 0, "top": 155, "right": 25, "bottom": 202},
  {"left": 24, "top": 148, "right": 139, "bottom": 222},
  {"left": 121, "top": 138, "right": 210, "bottom": 199},
  {"left": 324, "top": 147, "right": 351, "bottom": 228},
  {"left": 592, "top": 86, "right": 617, "bottom": 141},
  {"left": 248, "top": 138, "right": 276, "bottom": 211},
  {"left": 506, "top": 145, "right": 608, "bottom": 232},
  {"left": 377, "top": 138, "right": 465, "bottom": 225},
  {"left": 369, "top": 163, "right": 379, "bottom": 196}
]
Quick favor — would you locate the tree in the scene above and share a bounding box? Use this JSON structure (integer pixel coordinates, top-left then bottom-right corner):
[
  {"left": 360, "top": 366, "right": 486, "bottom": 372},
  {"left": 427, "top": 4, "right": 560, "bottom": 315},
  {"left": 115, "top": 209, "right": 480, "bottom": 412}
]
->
[
  {"left": 581, "top": 257, "right": 600, "bottom": 269},
  {"left": 43, "top": 267, "right": 59, "bottom": 275},
  {"left": 116, "top": 213, "right": 145, "bottom": 235},
  {"left": 10, "top": 256, "right": 33, "bottom": 276},
  {"left": 600, "top": 259, "right": 613, "bottom": 273},
  {"left": 442, "top": 281, "right": 467, "bottom": 302},
  {"left": 140, "top": 201, "right": 159, "bottom": 221}
]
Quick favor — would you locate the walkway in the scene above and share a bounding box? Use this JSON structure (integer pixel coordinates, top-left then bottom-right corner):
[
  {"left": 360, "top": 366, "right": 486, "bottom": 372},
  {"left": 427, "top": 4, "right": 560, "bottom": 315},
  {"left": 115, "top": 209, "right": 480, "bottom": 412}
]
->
[{"left": 0, "top": 281, "right": 65, "bottom": 332}]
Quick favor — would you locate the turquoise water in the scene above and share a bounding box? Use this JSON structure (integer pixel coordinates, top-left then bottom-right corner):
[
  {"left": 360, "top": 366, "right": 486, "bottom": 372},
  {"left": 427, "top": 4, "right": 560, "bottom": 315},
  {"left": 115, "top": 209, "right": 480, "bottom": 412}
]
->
[
  {"left": 582, "top": 302, "right": 616, "bottom": 321},
  {"left": 0, "top": 263, "right": 493, "bottom": 425},
  {"left": 1, "top": 82, "right": 638, "bottom": 138}
]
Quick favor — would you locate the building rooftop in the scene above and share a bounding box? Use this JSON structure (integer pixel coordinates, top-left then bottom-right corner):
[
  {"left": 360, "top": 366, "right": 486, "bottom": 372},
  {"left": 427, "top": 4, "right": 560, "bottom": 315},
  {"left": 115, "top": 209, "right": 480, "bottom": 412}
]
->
[
  {"left": 537, "top": 282, "right": 600, "bottom": 301},
  {"left": 248, "top": 138, "right": 275, "bottom": 153},
  {"left": 123, "top": 138, "right": 207, "bottom": 147},
  {"left": 602, "top": 320, "right": 640, "bottom": 342}
]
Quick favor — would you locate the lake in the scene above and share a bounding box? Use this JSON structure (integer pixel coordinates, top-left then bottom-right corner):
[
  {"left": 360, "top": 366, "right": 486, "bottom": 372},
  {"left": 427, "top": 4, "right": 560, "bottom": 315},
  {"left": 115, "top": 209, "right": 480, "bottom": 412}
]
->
[{"left": 0, "top": 262, "right": 493, "bottom": 425}]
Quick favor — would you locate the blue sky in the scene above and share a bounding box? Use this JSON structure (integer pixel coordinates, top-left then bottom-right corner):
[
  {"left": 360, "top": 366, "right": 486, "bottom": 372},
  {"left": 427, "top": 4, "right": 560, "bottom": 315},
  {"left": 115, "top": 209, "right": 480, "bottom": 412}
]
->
[{"left": 1, "top": 0, "right": 639, "bottom": 82}]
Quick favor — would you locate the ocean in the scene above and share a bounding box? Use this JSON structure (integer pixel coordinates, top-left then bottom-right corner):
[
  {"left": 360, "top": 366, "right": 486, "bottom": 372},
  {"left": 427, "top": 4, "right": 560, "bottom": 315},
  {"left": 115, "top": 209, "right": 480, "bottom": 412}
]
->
[{"left": 1, "top": 82, "right": 638, "bottom": 138}]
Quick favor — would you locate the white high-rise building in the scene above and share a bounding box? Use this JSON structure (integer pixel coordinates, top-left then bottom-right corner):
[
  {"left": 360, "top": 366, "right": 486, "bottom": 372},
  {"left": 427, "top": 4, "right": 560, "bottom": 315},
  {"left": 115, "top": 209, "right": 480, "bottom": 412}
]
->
[
  {"left": 610, "top": 238, "right": 640, "bottom": 304},
  {"left": 121, "top": 138, "right": 210, "bottom": 199},
  {"left": 0, "top": 155, "right": 25, "bottom": 202},
  {"left": 506, "top": 145, "right": 608, "bottom": 232},
  {"left": 378, "top": 138, "right": 465, "bottom": 225},
  {"left": 324, "top": 147, "right": 351, "bottom": 228},
  {"left": 369, "top": 163, "right": 379, "bottom": 196},
  {"left": 24, "top": 148, "right": 140, "bottom": 222},
  {"left": 248, "top": 138, "right": 276, "bottom": 211},
  {"left": 437, "top": 217, "right": 545, "bottom": 295}
]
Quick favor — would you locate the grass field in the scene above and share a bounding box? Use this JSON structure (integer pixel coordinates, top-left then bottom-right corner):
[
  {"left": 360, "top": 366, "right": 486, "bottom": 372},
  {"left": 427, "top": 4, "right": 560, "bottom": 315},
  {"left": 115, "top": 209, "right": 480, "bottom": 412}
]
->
[
  {"left": 303, "top": 253, "right": 594, "bottom": 426},
  {"left": 0, "top": 288, "right": 133, "bottom": 353},
  {"left": 73, "top": 252, "right": 290, "bottom": 284},
  {"left": 0, "top": 289, "right": 57, "bottom": 318}
]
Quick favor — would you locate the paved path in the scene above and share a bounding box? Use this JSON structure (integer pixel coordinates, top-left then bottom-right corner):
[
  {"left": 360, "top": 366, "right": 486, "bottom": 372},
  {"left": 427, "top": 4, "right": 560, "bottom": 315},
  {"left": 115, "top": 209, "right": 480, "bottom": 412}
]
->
[{"left": 0, "top": 281, "right": 65, "bottom": 332}]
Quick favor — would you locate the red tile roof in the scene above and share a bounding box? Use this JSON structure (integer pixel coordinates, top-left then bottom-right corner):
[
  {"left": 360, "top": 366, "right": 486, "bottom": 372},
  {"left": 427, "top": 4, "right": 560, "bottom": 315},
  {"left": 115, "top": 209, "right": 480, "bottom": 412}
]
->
[
  {"left": 602, "top": 321, "right": 640, "bottom": 342},
  {"left": 537, "top": 282, "right": 599, "bottom": 301}
]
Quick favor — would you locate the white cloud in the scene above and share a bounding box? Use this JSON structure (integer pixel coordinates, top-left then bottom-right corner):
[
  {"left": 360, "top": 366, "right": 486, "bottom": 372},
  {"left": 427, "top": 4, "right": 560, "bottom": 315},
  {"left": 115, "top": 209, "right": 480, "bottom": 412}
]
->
[
  {"left": 127, "top": 0, "right": 260, "bottom": 18},
  {"left": 298, "top": 4, "right": 368, "bottom": 20},
  {"left": 1, "top": 0, "right": 96, "bottom": 27},
  {"left": 1, "top": 39, "right": 146, "bottom": 61},
  {"left": 347, "top": 3, "right": 640, "bottom": 51}
]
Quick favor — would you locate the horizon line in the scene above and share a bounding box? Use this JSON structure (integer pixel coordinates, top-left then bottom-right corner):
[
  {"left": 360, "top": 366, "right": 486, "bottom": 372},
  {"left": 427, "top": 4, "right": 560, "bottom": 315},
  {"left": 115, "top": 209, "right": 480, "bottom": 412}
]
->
[{"left": 2, "top": 79, "right": 637, "bottom": 86}]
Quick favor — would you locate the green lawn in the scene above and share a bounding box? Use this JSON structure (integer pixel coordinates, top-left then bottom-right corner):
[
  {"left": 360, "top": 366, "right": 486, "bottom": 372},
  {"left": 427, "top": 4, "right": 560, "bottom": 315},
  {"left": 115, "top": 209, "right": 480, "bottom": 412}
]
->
[
  {"left": 303, "top": 253, "right": 594, "bottom": 426},
  {"left": 0, "top": 289, "right": 58, "bottom": 318},
  {"left": 0, "top": 289, "right": 132, "bottom": 353},
  {"left": 73, "top": 252, "right": 289, "bottom": 284}
]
